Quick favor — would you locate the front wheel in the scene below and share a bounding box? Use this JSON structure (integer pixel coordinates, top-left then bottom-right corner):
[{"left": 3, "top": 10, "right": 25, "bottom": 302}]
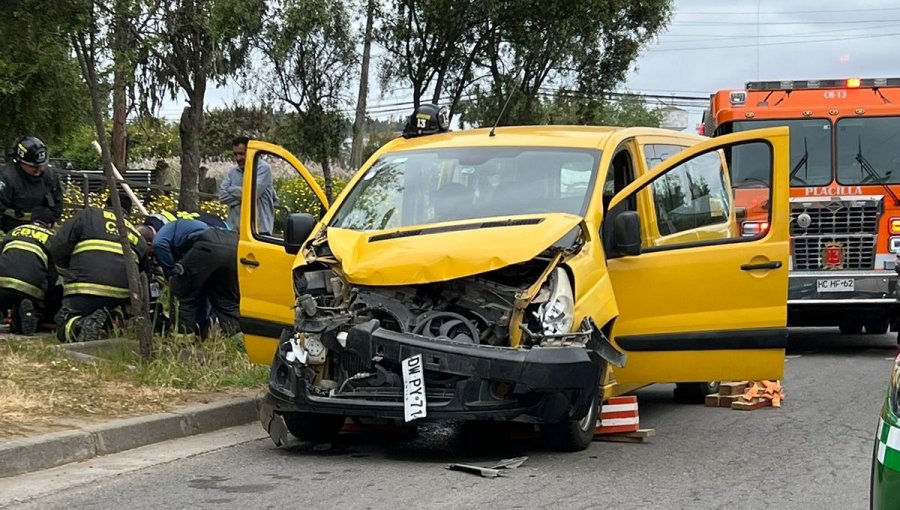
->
[
  {"left": 674, "top": 382, "right": 720, "bottom": 404},
  {"left": 282, "top": 412, "right": 345, "bottom": 443},
  {"left": 541, "top": 393, "right": 598, "bottom": 452}
]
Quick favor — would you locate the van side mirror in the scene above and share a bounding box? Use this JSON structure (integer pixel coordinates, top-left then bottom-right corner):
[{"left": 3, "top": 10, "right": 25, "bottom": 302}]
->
[
  {"left": 285, "top": 213, "right": 316, "bottom": 255},
  {"left": 612, "top": 211, "right": 642, "bottom": 257}
]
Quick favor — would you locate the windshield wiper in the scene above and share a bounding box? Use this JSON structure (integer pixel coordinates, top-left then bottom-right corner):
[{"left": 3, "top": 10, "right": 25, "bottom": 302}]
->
[
  {"left": 789, "top": 137, "right": 809, "bottom": 184},
  {"left": 856, "top": 138, "right": 900, "bottom": 205}
]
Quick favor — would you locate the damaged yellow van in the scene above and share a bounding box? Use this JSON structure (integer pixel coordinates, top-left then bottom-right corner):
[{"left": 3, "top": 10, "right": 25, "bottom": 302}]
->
[{"left": 237, "top": 105, "right": 790, "bottom": 451}]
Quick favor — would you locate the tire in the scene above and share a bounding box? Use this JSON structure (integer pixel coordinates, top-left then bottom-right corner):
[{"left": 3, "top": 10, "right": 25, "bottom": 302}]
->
[
  {"left": 864, "top": 320, "right": 889, "bottom": 335},
  {"left": 839, "top": 323, "right": 864, "bottom": 335},
  {"left": 541, "top": 393, "right": 598, "bottom": 452},
  {"left": 674, "top": 382, "right": 720, "bottom": 404},
  {"left": 282, "top": 412, "right": 345, "bottom": 443}
]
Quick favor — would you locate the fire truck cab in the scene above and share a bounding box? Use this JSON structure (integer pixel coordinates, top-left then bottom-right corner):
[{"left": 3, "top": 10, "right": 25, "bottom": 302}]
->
[{"left": 705, "top": 78, "right": 900, "bottom": 342}]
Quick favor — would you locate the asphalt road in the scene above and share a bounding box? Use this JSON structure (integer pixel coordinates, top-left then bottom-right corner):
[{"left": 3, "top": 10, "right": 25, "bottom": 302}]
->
[{"left": 5, "top": 328, "right": 897, "bottom": 510}]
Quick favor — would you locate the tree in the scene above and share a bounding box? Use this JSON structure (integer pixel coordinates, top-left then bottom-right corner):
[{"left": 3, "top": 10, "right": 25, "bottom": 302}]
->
[
  {"left": 70, "top": 1, "right": 153, "bottom": 360},
  {"left": 0, "top": 0, "right": 90, "bottom": 149},
  {"left": 253, "top": 0, "right": 357, "bottom": 201},
  {"left": 376, "top": 0, "right": 491, "bottom": 115},
  {"left": 131, "top": 0, "right": 263, "bottom": 211},
  {"left": 541, "top": 91, "right": 663, "bottom": 127},
  {"left": 350, "top": 0, "right": 376, "bottom": 171},
  {"left": 199, "top": 104, "right": 280, "bottom": 160},
  {"left": 459, "top": 0, "right": 673, "bottom": 127}
]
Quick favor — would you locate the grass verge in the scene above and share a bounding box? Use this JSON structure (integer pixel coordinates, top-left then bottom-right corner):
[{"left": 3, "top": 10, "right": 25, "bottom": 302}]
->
[{"left": 0, "top": 334, "right": 268, "bottom": 439}]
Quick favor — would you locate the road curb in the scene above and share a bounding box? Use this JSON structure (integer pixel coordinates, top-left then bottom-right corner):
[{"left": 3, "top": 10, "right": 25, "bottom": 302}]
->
[{"left": 0, "top": 396, "right": 260, "bottom": 478}]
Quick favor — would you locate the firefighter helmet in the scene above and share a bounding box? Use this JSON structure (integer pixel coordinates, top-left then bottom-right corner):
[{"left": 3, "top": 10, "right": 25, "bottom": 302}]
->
[
  {"left": 403, "top": 104, "right": 451, "bottom": 138},
  {"left": 11, "top": 136, "right": 48, "bottom": 167}
]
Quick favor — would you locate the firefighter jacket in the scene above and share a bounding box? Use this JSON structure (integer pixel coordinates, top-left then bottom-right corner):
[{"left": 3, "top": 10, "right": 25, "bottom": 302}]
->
[
  {"left": 0, "top": 163, "right": 64, "bottom": 233},
  {"left": 48, "top": 207, "right": 147, "bottom": 300},
  {"left": 0, "top": 223, "right": 56, "bottom": 300}
]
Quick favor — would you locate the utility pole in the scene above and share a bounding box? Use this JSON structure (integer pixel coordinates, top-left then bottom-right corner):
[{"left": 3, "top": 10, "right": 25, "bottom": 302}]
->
[{"left": 350, "top": 0, "right": 375, "bottom": 171}]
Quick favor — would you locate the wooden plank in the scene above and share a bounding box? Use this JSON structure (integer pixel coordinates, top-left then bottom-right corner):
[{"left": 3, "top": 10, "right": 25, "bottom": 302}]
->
[
  {"left": 731, "top": 398, "right": 772, "bottom": 411},
  {"left": 593, "top": 429, "right": 656, "bottom": 443},
  {"left": 705, "top": 394, "right": 720, "bottom": 407},
  {"left": 718, "top": 382, "right": 749, "bottom": 396},
  {"left": 718, "top": 394, "right": 743, "bottom": 408}
]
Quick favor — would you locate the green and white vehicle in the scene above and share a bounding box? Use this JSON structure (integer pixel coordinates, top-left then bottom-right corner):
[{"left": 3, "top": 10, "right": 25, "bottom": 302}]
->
[{"left": 873, "top": 353, "right": 900, "bottom": 509}]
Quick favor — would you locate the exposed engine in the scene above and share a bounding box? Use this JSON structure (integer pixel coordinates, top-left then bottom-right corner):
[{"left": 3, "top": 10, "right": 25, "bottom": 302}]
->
[{"left": 278, "top": 256, "right": 595, "bottom": 397}]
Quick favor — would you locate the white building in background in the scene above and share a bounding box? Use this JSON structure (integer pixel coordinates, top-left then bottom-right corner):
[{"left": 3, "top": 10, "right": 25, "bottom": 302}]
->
[{"left": 657, "top": 105, "right": 688, "bottom": 131}]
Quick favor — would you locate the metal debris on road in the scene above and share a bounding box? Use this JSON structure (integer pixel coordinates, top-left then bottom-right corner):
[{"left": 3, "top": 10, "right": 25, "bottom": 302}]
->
[{"left": 447, "top": 456, "right": 528, "bottom": 478}]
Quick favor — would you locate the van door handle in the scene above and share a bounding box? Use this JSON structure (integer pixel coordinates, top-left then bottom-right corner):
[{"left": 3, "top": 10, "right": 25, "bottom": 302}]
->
[
  {"left": 740, "top": 261, "right": 782, "bottom": 271},
  {"left": 240, "top": 257, "right": 260, "bottom": 267}
]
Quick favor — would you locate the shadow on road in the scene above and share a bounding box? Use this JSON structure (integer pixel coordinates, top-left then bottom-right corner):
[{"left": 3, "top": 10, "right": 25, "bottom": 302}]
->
[{"left": 786, "top": 327, "right": 897, "bottom": 355}]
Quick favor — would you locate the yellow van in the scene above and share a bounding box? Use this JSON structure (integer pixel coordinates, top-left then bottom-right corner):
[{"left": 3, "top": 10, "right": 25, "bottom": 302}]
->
[{"left": 236, "top": 106, "right": 790, "bottom": 451}]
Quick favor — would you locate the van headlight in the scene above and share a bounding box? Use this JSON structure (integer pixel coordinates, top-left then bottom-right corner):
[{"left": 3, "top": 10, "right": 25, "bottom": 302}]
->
[{"left": 538, "top": 268, "right": 575, "bottom": 335}]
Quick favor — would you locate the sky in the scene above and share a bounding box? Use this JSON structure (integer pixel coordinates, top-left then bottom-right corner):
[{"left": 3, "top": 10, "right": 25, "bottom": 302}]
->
[{"left": 159, "top": 0, "right": 900, "bottom": 132}]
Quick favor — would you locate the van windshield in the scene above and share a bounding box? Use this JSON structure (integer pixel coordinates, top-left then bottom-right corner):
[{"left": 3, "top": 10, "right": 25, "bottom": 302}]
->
[
  {"left": 730, "top": 119, "right": 832, "bottom": 187},
  {"left": 330, "top": 147, "right": 600, "bottom": 231}
]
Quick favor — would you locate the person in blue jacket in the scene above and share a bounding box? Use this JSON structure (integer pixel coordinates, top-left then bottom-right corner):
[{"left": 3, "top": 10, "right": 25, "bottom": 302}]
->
[{"left": 152, "top": 219, "right": 239, "bottom": 337}]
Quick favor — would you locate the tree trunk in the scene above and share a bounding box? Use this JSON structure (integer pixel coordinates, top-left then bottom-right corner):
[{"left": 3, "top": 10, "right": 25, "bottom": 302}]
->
[
  {"left": 178, "top": 97, "right": 204, "bottom": 212},
  {"left": 111, "top": 76, "right": 128, "bottom": 171},
  {"left": 111, "top": 0, "right": 130, "bottom": 172},
  {"left": 349, "top": 0, "right": 374, "bottom": 171},
  {"left": 72, "top": 33, "right": 152, "bottom": 361}
]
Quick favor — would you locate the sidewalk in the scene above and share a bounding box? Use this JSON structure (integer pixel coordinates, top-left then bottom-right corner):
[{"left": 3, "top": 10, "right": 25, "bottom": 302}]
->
[{"left": 0, "top": 396, "right": 261, "bottom": 478}]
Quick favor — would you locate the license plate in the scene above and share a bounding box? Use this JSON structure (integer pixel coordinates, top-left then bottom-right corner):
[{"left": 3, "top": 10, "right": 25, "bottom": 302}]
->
[
  {"left": 402, "top": 354, "right": 427, "bottom": 422},
  {"left": 817, "top": 278, "right": 854, "bottom": 293}
]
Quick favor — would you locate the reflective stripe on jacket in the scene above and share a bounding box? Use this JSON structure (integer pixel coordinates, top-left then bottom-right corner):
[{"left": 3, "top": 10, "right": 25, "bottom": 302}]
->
[
  {"left": 48, "top": 207, "right": 147, "bottom": 299},
  {"left": 0, "top": 223, "right": 55, "bottom": 299}
]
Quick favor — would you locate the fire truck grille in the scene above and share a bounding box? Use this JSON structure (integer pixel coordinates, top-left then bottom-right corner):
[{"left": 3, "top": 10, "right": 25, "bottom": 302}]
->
[
  {"left": 792, "top": 236, "right": 877, "bottom": 271},
  {"left": 790, "top": 200, "right": 880, "bottom": 236}
]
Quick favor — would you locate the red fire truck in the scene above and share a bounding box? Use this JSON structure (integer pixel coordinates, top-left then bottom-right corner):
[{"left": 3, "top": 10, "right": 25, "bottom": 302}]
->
[{"left": 704, "top": 78, "right": 900, "bottom": 342}]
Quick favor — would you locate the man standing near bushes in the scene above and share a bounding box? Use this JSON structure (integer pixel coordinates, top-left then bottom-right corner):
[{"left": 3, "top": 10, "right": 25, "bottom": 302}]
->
[{"left": 218, "top": 136, "right": 276, "bottom": 235}]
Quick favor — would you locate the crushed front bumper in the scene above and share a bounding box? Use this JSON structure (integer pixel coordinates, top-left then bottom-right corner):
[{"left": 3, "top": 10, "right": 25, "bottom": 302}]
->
[{"left": 261, "top": 322, "right": 606, "bottom": 427}]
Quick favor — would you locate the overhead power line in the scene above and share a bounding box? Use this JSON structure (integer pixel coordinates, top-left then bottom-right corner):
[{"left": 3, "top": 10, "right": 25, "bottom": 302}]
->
[
  {"left": 673, "top": 18, "right": 900, "bottom": 25},
  {"left": 677, "top": 7, "right": 900, "bottom": 15},
  {"left": 648, "top": 31, "right": 900, "bottom": 52}
]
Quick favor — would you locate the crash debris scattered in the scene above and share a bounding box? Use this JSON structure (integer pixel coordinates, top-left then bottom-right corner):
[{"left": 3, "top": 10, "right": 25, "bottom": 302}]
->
[{"left": 704, "top": 381, "right": 785, "bottom": 410}]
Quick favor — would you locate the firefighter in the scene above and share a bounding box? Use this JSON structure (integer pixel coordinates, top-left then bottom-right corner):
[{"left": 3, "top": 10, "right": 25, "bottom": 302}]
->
[
  {"left": 0, "top": 136, "right": 64, "bottom": 233},
  {"left": 0, "top": 207, "right": 56, "bottom": 335},
  {"left": 152, "top": 218, "right": 239, "bottom": 337},
  {"left": 141, "top": 210, "right": 229, "bottom": 234},
  {"left": 48, "top": 195, "right": 148, "bottom": 342}
]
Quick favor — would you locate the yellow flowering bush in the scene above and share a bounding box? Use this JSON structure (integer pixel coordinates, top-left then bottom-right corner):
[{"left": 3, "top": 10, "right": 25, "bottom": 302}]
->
[
  {"left": 62, "top": 186, "right": 228, "bottom": 227},
  {"left": 273, "top": 176, "right": 347, "bottom": 233}
]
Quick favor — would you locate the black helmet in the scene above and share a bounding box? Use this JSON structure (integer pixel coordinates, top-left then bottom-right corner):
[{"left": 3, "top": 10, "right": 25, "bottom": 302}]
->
[
  {"left": 30, "top": 206, "right": 55, "bottom": 227},
  {"left": 11, "top": 136, "right": 48, "bottom": 167},
  {"left": 403, "top": 104, "right": 451, "bottom": 138}
]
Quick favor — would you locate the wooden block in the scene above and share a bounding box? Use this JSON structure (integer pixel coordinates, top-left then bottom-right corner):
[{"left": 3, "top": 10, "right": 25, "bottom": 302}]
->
[
  {"left": 718, "top": 382, "right": 749, "bottom": 396},
  {"left": 705, "top": 394, "right": 720, "bottom": 407},
  {"left": 731, "top": 398, "right": 772, "bottom": 411},
  {"left": 593, "top": 428, "right": 655, "bottom": 443},
  {"left": 718, "top": 394, "right": 742, "bottom": 408}
]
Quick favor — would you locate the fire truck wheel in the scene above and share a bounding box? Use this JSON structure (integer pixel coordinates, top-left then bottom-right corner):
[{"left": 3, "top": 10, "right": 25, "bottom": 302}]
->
[
  {"left": 864, "top": 320, "right": 889, "bottom": 335},
  {"left": 839, "top": 323, "right": 864, "bottom": 335}
]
